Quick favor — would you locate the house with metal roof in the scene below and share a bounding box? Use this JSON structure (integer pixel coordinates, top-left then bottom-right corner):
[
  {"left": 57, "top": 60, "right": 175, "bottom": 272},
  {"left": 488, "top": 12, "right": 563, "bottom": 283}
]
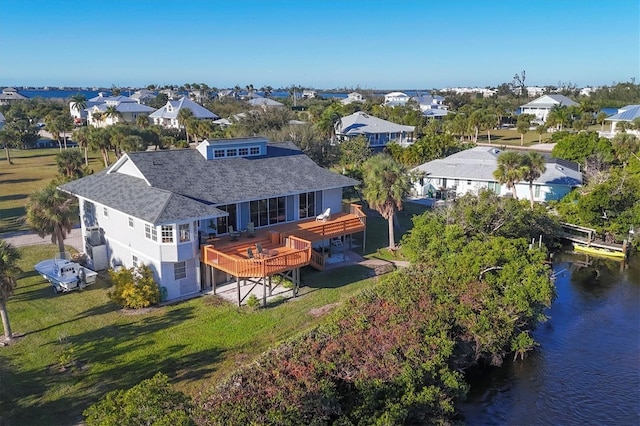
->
[
  {"left": 130, "top": 89, "right": 158, "bottom": 104},
  {"left": 519, "top": 94, "right": 577, "bottom": 123},
  {"left": 341, "top": 92, "right": 364, "bottom": 105},
  {"left": 412, "top": 94, "right": 449, "bottom": 117},
  {"left": 383, "top": 91, "right": 411, "bottom": 107},
  {"left": 0, "top": 87, "right": 28, "bottom": 105},
  {"left": 410, "top": 146, "right": 582, "bottom": 202},
  {"left": 247, "top": 97, "right": 284, "bottom": 109},
  {"left": 601, "top": 104, "right": 640, "bottom": 138},
  {"left": 59, "top": 137, "right": 365, "bottom": 304},
  {"left": 149, "top": 97, "right": 219, "bottom": 129},
  {"left": 336, "top": 111, "right": 415, "bottom": 147},
  {"left": 87, "top": 101, "right": 156, "bottom": 127}
]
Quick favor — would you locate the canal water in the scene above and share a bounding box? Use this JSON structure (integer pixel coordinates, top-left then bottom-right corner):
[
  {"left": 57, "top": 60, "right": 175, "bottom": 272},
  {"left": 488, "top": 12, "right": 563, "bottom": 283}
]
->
[{"left": 459, "top": 252, "right": 640, "bottom": 425}]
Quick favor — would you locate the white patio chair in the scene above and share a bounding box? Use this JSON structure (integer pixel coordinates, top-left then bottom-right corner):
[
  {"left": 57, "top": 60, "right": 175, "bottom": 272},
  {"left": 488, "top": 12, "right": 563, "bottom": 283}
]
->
[{"left": 316, "top": 207, "right": 331, "bottom": 222}]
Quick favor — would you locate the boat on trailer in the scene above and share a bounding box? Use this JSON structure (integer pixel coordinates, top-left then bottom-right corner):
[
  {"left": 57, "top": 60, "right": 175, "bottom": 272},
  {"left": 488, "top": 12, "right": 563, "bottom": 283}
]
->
[
  {"left": 573, "top": 244, "right": 626, "bottom": 259},
  {"left": 34, "top": 252, "right": 98, "bottom": 293}
]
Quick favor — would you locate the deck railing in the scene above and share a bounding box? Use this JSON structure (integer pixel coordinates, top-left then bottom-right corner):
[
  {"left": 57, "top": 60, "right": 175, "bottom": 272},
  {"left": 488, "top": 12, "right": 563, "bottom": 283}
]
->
[{"left": 202, "top": 236, "right": 311, "bottom": 278}]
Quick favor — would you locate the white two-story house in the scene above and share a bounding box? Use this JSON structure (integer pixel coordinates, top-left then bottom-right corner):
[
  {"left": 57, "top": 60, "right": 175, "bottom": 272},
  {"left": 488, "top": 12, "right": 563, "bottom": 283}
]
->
[
  {"left": 149, "top": 97, "right": 219, "bottom": 129},
  {"left": 60, "top": 137, "right": 362, "bottom": 302}
]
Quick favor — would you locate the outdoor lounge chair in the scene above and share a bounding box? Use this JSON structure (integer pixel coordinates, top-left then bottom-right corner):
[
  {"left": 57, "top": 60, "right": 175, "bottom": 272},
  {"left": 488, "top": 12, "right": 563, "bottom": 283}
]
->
[
  {"left": 247, "top": 248, "right": 255, "bottom": 259},
  {"left": 256, "top": 242, "right": 264, "bottom": 257},
  {"left": 229, "top": 226, "right": 241, "bottom": 241},
  {"left": 246, "top": 222, "right": 255, "bottom": 237},
  {"left": 316, "top": 207, "right": 331, "bottom": 222}
]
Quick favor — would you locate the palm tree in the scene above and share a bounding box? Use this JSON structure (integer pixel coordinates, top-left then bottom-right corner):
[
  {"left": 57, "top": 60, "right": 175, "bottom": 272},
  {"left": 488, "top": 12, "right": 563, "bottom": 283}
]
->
[
  {"left": 136, "top": 114, "right": 150, "bottom": 128},
  {"left": 46, "top": 113, "right": 63, "bottom": 151},
  {"left": 0, "top": 239, "right": 21, "bottom": 343},
  {"left": 516, "top": 114, "right": 533, "bottom": 146},
  {"left": 0, "top": 128, "right": 18, "bottom": 164},
  {"left": 536, "top": 124, "right": 547, "bottom": 143},
  {"left": 547, "top": 105, "right": 570, "bottom": 131},
  {"left": 74, "top": 126, "right": 91, "bottom": 165},
  {"left": 104, "top": 106, "right": 121, "bottom": 125},
  {"left": 25, "top": 184, "right": 75, "bottom": 257},
  {"left": 55, "top": 149, "right": 85, "bottom": 181},
  {"left": 362, "top": 154, "right": 412, "bottom": 249},
  {"left": 88, "top": 127, "right": 111, "bottom": 167},
  {"left": 70, "top": 93, "right": 87, "bottom": 120},
  {"left": 177, "top": 108, "right": 195, "bottom": 143},
  {"left": 521, "top": 152, "right": 546, "bottom": 209},
  {"left": 493, "top": 151, "right": 525, "bottom": 199},
  {"left": 92, "top": 111, "right": 105, "bottom": 128}
]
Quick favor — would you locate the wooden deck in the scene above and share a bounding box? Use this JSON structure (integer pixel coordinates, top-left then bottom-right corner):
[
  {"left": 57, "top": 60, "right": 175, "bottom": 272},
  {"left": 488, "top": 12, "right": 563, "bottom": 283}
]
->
[
  {"left": 201, "top": 204, "right": 366, "bottom": 278},
  {"left": 559, "top": 222, "right": 627, "bottom": 253}
]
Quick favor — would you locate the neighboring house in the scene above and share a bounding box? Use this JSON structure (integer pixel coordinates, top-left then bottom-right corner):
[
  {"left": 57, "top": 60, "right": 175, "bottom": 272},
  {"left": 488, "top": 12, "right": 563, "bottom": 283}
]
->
[
  {"left": 441, "top": 87, "right": 496, "bottom": 97},
  {"left": 341, "top": 92, "right": 364, "bottom": 105},
  {"left": 336, "top": 111, "right": 415, "bottom": 147},
  {"left": 59, "top": 137, "right": 363, "bottom": 303},
  {"left": 0, "top": 112, "right": 5, "bottom": 130},
  {"left": 412, "top": 94, "right": 449, "bottom": 117},
  {"left": 383, "top": 91, "right": 411, "bottom": 107},
  {"left": 579, "top": 86, "right": 598, "bottom": 97},
  {"left": 160, "top": 88, "right": 180, "bottom": 99},
  {"left": 519, "top": 94, "right": 577, "bottom": 123},
  {"left": 130, "top": 89, "right": 158, "bottom": 104},
  {"left": 149, "top": 97, "right": 219, "bottom": 129},
  {"left": 85, "top": 95, "right": 156, "bottom": 127},
  {"left": 247, "top": 97, "right": 284, "bottom": 109},
  {"left": 302, "top": 90, "right": 317, "bottom": 99},
  {"left": 601, "top": 104, "right": 640, "bottom": 138},
  {"left": 410, "top": 146, "right": 582, "bottom": 202},
  {"left": 0, "top": 87, "right": 28, "bottom": 105}
]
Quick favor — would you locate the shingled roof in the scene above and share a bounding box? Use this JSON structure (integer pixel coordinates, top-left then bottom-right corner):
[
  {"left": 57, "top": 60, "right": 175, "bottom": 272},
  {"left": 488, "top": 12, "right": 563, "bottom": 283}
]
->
[{"left": 60, "top": 141, "right": 358, "bottom": 224}]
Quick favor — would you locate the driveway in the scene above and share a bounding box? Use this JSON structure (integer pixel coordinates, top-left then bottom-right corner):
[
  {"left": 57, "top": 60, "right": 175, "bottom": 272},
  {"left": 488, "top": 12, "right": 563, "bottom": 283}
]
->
[{"left": 0, "top": 227, "right": 83, "bottom": 252}]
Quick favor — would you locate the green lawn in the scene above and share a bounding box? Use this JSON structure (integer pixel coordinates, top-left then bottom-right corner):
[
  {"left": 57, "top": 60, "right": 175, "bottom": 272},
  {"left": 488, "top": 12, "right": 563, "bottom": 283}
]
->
[
  {"left": 0, "top": 244, "right": 378, "bottom": 425},
  {"left": 0, "top": 148, "right": 109, "bottom": 234}
]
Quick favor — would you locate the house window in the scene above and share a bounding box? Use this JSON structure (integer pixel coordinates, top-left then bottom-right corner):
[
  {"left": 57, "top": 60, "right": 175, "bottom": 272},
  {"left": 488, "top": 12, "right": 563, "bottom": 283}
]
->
[
  {"left": 534, "top": 185, "right": 541, "bottom": 198},
  {"left": 226, "top": 148, "right": 237, "bottom": 157},
  {"left": 132, "top": 255, "right": 138, "bottom": 268},
  {"left": 299, "top": 191, "right": 316, "bottom": 219},
  {"left": 174, "top": 261, "right": 186, "bottom": 280},
  {"left": 161, "top": 225, "right": 174, "bottom": 243},
  {"left": 179, "top": 223, "right": 190, "bottom": 242},
  {"left": 238, "top": 147, "right": 249, "bottom": 156},
  {"left": 250, "top": 197, "right": 286, "bottom": 227},
  {"left": 145, "top": 224, "right": 157, "bottom": 241},
  {"left": 128, "top": 217, "right": 134, "bottom": 228},
  {"left": 214, "top": 149, "right": 225, "bottom": 158},
  {"left": 249, "top": 146, "right": 260, "bottom": 155},
  {"left": 103, "top": 207, "right": 108, "bottom": 217},
  {"left": 215, "top": 204, "right": 237, "bottom": 235}
]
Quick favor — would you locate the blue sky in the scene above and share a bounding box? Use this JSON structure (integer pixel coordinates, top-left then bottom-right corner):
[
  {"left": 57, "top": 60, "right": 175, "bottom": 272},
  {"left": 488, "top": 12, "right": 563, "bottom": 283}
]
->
[{"left": 0, "top": 0, "right": 638, "bottom": 89}]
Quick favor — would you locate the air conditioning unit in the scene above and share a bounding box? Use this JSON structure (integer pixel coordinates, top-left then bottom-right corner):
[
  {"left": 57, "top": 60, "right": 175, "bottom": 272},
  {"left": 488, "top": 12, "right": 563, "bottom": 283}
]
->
[{"left": 86, "top": 226, "right": 102, "bottom": 245}]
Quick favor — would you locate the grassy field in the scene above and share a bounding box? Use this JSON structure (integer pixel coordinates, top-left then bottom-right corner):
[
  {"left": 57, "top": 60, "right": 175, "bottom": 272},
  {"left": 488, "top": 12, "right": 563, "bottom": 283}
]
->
[
  {"left": 0, "top": 148, "right": 109, "bottom": 233},
  {"left": 0, "top": 244, "right": 381, "bottom": 425}
]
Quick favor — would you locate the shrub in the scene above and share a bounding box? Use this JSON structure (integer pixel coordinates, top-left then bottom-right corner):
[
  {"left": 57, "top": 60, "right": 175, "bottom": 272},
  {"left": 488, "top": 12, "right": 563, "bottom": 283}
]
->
[
  {"left": 84, "top": 373, "right": 194, "bottom": 426},
  {"left": 246, "top": 294, "right": 261, "bottom": 309},
  {"left": 108, "top": 264, "right": 160, "bottom": 309}
]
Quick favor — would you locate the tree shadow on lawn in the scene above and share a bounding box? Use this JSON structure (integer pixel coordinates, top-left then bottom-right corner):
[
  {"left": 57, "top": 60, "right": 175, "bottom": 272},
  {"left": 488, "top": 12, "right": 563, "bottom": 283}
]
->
[
  {"left": 5, "top": 343, "right": 225, "bottom": 426},
  {"left": 6, "top": 305, "right": 226, "bottom": 425},
  {"left": 0, "top": 193, "right": 28, "bottom": 203},
  {"left": 0, "top": 178, "right": 40, "bottom": 185}
]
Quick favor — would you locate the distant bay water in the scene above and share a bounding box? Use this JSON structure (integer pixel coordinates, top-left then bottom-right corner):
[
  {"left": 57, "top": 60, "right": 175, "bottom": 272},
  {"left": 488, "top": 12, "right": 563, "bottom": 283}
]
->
[
  {"left": 19, "top": 89, "right": 111, "bottom": 100},
  {"left": 16, "top": 89, "right": 432, "bottom": 101}
]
